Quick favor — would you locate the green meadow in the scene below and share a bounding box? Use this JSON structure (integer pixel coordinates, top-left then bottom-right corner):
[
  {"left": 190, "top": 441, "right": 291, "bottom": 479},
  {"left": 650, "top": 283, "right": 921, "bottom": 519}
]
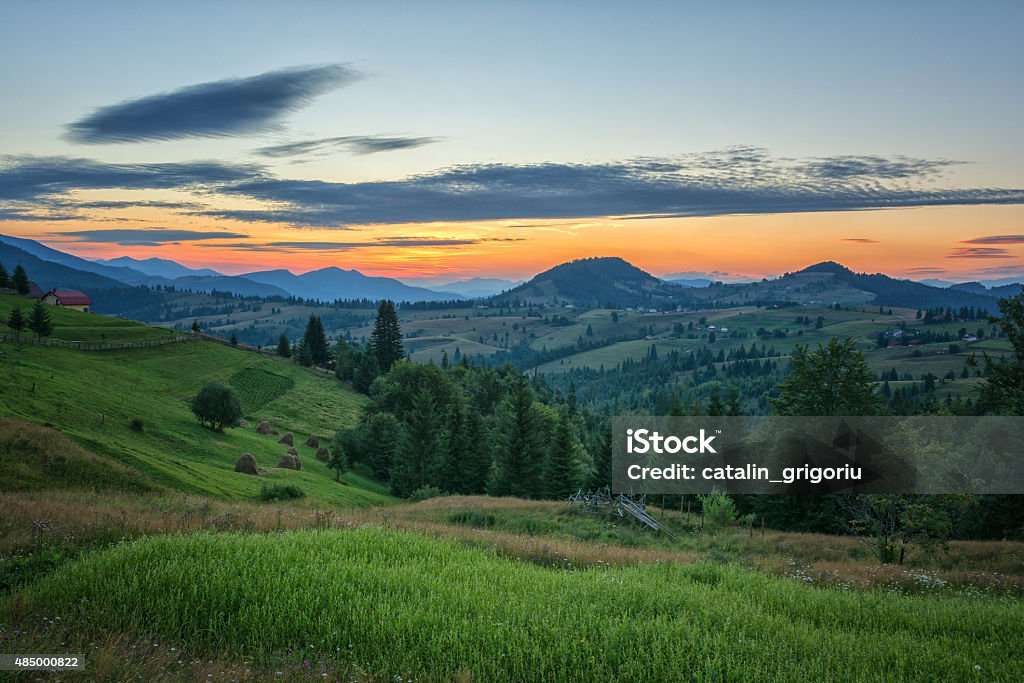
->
[
  {"left": 0, "top": 297, "right": 390, "bottom": 506},
  {"left": 8, "top": 527, "right": 1022, "bottom": 682}
]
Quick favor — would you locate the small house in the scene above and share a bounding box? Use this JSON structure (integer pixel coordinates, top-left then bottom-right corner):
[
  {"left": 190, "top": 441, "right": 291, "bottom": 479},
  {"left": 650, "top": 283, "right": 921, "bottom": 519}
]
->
[{"left": 43, "top": 289, "right": 91, "bottom": 312}]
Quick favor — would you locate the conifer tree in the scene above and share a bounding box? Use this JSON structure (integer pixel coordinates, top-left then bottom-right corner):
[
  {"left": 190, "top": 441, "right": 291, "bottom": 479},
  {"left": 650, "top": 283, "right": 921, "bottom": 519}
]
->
[
  {"left": 295, "top": 337, "right": 314, "bottom": 367},
  {"left": 489, "top": 375, "right": 546, "bottom": 497},
  {"left": 590, "top": 423, "right": 613, "bottom": 490},
  {"left": 276, "top": 333, "right": 291, "bottom": 358},
  {"left": 352, "top": 351, "right": 380, "bottom": 393},
  {"left": 6, "top": 306, "right": 25, "bottom": 339},
  {"left": 390, "top": 386, "right": 441, "bottom": 497},
  {"left": 0, "top": 263, "right": 9, "bottom": 289},
  {"left": 369, "top": 300, "right": 404, "bottom": 372},
  {"left": 544, "top": 409, "right": 578, "bottom": 499},
  {"left": 27, "top": 300, "right": 53, "bottom": 339},
  {"left": 303, "top": 314, "right": 330, "bottom": 365},
  {"left": 334, "top": 337, "right": 352, "bottom": 379},
  {"left": 12, "top": 264, "right": 29, "bottom": 295}
]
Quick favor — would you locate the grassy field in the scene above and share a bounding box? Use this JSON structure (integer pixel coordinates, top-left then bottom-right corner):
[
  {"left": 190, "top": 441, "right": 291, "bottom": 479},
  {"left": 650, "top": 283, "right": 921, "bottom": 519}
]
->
[
  {"left": 4, "top": 526, "right": 1022, "bottom": 681},
  {"left": 0, "top": 293, "right": 177, "bottom": 343},
  {"left": 0, "top": 302, "right": 392, "bottom": 507}
]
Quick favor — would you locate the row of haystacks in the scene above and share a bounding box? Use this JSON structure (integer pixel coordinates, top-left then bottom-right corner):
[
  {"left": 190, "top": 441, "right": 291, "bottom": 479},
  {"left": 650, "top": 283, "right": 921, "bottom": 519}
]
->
[{"left": 235, "top": 422, "right": 329, "bottom": 475}]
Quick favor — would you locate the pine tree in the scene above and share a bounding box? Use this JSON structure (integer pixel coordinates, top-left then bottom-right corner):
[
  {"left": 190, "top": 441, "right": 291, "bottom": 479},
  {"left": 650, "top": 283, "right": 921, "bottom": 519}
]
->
[
  {"left": 489, "top": 375, "right": 546, "bottom": 497},
  {"left": 276, "top": 333, "right": 291, "bottom": 358},
  {"left": 27, "top": 300, "right": 53, "bottom": 339},
  {"left": 390, "top": 386, "right": 441, "bottom": 497},
  {"left": 191, "top": 320, "right": 201, "bottom": 334},
  {"left": 461, "top": 410, "right": 490, "bottom": 494},
  {"left": 295, "top": 338, "right": 314, "bottom": 367},
  {"left": 707, "top": 385, "right": 725, "bottom": 416},
  {"left": 0, "top": 263, "right": 9, "bottom": 289},
  {"left": 360, "top": 412, "right": 403, "bottom": 480},
  {"left": 303, "top": 315, "right": 330, "bottom": 365},
  {"left": 334, "top": 338, "right": 352, "bottom": 379},
  {"left": 544, "top": 410, "right": 578, "bottom": 499},
  {"left": 12, "top": 264, "right": 29, "bottom": 295},
  {"left": 230, "top": 333, "right": 238, "bottom": 346},
  {"left": 590, "top": 423, "right": 613, "bottom": 490},
  {"left": 352, "top": 351, "right": 380, "bottom": 393},
  {"left": 370, "top": 300, "right": 404, "bottom": 372},
  {"left": 6, "top": 306, "right": 25, "bottom": 339}
]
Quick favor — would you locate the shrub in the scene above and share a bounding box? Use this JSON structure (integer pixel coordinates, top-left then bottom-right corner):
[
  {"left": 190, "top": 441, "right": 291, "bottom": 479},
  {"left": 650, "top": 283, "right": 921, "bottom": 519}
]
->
[
  {"left": 699, "top": 491, "right": 738, "bottom": 528},
  {"left": 408, "top": 485, "right": 445, "bottom": 502},
  {"left": 257, "top": 483, "right": 306, "bottom": 502},
  {"left": 128, "top": 417, "right": 145, "bottom": 433}
]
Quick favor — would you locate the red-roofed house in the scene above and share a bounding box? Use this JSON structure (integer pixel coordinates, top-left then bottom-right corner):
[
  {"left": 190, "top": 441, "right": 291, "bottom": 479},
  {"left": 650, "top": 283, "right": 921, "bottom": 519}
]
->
[{"left": 43, "top": 289, "right": 91, "bottom": 312}]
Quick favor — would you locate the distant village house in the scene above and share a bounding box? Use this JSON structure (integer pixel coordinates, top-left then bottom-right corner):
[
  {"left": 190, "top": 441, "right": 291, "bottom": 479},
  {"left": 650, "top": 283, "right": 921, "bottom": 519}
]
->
[{"left": 42, "top": 289, "right": 91, "bottom": 312}]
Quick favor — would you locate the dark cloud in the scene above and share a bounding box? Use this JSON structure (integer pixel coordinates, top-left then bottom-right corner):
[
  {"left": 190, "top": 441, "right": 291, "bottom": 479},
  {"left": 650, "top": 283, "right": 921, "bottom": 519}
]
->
[
  {"left": 3, "top": 149, "right": 1023, "bottom": 230},
  {"left": 841, "top": 238, "right": 879, "bottom": 243},
  {"left": 968, "top": 264, "right": 1024, "bottom": 275},
  {"left": 946, "top": 247, "right": 1014, "bottom": 259},
  {"left": 195, "top": 236, "right": 521, "bottom": 252},
  {"left": 66, "top": 65, "right": 358, "bottom": 144},
  {"left": 255, "top": 135, "right": 440, "bottom": 159},
  {"left": 52, "top": 228, "right": 249, "bottom": 246},
  {"left": 73, "top": 199, "right": 204, "bottom": 210},
  {"left": 199, "top": 150, "right": 1024, "bottom": 228},
  {"left": 961, "top": 234, "right": 1024, "bottom": 245},
  {"left": 798, "top": 155, "right": 962, "bottom": 180},
  {"left": 0, "top": 155, "right": 258, "bottom": 203}
]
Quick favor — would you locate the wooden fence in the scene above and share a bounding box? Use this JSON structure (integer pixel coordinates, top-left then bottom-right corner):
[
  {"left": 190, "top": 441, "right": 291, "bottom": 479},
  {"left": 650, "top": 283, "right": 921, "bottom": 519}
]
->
[{"left": 0, "top": 333, "right": 196, "bottom": 351}]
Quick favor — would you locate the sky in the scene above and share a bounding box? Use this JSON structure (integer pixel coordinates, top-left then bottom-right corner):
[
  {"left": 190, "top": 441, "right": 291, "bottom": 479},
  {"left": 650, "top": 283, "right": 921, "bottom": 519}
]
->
[{"left": 1, "top": 0, "right": 1023, "bottom": 283}]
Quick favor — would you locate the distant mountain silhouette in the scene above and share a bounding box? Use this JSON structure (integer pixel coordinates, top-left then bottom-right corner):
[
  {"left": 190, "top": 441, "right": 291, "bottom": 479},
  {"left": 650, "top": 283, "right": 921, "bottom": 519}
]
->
[
  {"left": 241, "top": 267, "right": 462, "bottom": 302},
  {"left": 96, "top": 256, "right": 222, "bottom": 279},
  {"left": 426, "top": 277, "right": 522, "bottom": 298},
  {"left": 493, "top": 257, "right": 689, "bottom": 308}
]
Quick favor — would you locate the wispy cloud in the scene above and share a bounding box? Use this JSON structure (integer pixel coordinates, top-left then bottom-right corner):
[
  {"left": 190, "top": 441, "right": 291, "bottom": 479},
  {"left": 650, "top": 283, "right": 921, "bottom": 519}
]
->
[
  {"left": 798, "top": 155, "right": 962, "bottom": 180},
  {"left": 961, "top": 234, "right": 1024, "bottom": 245},
  {"left": 195, "top": 236, "right": 521, "bottom": 252},
  {"left": 3, "top": 148, "right": 1023, "bottom": 229},
  {"left": 254, "top": 135, "right": 441, "bottom": 159},
  {"left": 947, "top": 247, "right": 1014, "bottom": 259},
  {"left": 65, "top": 65, "right": 359, "bottom": 144},
  {"left": 840, "top": 237, "right": 879, "bottom": 243},
  {"left": 0, "top": 155, "right": 258, "bottom": 203},
  {"left": 200, "top": 149, "right": 1024, "bottom": 228},
  {"left": 905, "top": 267, "right": 947, "bottom": 274},
  {"left": 52, "top": 228, "right": 249, "bottom": 246}
]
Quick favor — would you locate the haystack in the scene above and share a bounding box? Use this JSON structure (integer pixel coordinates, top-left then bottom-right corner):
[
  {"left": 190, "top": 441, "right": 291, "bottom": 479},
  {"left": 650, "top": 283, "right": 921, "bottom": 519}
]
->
[
  {"left": 304, "top": 435, "right": 320, "bottom": 447},
  {"left": 287, "top": 446, "right": 298, "bottom": 456},
  {"left": 234, "top": 453, "right": 259, "bottom": 475},
  {"left": 277, "top": 453, "right": 302, "bottom": 470},
  {"left": 278, "top": 432, "right": 294, "bottom": 446},
  {"left": 256, "top": 420, "right": 272, "bottom": 434},
  {"left": 315, "top": 446, "right": 330, "bottom": 462}
]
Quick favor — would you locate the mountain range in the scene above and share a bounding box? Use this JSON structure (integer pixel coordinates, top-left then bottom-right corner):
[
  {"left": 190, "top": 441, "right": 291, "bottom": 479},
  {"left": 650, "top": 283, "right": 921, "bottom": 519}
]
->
[
  {"left": 0, "top": 235, "right": 459, "bottom": 303},
  {"left": 2, "top": 235, "right": 1021, "bottom": 313}
]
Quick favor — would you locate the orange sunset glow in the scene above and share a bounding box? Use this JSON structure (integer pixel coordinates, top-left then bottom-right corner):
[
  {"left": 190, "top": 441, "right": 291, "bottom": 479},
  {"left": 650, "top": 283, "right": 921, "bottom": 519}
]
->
[{"left": 8, "top": 203, "right": 1024, "bottom": 283}]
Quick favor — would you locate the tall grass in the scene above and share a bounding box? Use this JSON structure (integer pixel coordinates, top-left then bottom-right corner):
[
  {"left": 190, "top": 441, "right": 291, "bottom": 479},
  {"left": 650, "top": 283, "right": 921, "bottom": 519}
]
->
[{"left": 10, "top": 527, "right": 1023, "bottom": 681}]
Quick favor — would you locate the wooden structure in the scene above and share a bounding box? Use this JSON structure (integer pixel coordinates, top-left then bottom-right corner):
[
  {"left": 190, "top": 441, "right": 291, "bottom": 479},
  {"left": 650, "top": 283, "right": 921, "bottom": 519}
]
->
[{"left": 568, "top": 487, "right": 676, "bottom": 539}]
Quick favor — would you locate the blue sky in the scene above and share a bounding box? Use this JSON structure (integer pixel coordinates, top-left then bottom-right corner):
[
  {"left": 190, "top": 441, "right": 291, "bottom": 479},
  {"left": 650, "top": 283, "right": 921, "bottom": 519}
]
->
[{"left": 1, "top": 1, "right": 1023, "bottom": 279}]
